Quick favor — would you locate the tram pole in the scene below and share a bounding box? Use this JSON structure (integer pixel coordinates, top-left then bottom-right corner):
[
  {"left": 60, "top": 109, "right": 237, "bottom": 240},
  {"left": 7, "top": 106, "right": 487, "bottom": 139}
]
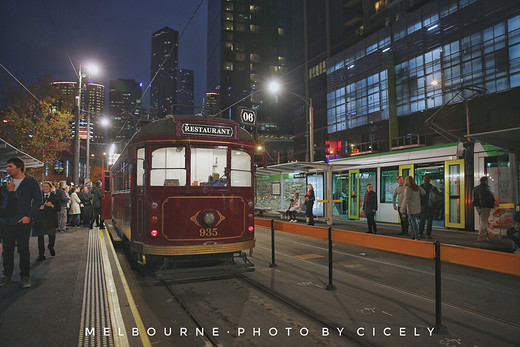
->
[
  {"left": 269, "top": 219, "right": 277, "bottom": 268},
  {"left": 434, "top": 241, "right": 446, "bottom": 333},
  {"left": 326, "top": 226, "right": 336, "bottom": 290}
]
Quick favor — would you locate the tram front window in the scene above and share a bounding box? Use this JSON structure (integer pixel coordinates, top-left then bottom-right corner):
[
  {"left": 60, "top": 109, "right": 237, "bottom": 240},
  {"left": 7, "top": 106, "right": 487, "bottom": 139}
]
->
[
  {"left": 150, "top": 147, "right": 187, "bottom": 186},
  {"left": 191, "top": 147, "right": 228, "bottom": 186}
]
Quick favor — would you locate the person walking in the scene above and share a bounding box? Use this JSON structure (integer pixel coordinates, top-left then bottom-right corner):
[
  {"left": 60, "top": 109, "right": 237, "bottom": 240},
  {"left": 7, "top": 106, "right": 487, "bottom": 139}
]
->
[
  {"left": 55, "top": 181, "right": 69, "bottom": 233},
  {"left": 362, "top": 183, "right": 378, "bottom": 234},
  {"left": 400, "top": 176, "right": 426, "bottom": 240},
  {"left": 34, "top": 182, "right": 60, "bottom": 261},
  {"left": 69, "top": 186, "right": 81, "bottom": 228},
  {"left": 305, "top": 184, "right": 315, "bottom": 225},
  {"left": 392, "top": 176, "right": 409, "bottom": 235},
  {"left": 0, "top": 157, "right": 42, "bottom": 288},
  {"left": 473, "top": 176, "right": 495, "bottom": 242},
  {"left": 90, "top": 181, "right": 104, "bottom": 229},
  {"left": 419, "top": 175, "right": 437, "bottom": 239}
]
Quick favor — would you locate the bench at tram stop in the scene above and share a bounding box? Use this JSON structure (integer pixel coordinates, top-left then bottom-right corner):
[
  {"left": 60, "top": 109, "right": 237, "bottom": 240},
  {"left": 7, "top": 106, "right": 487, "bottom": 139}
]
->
[
  {"left": 276, "top": 209, "right": 307, "bottom": 221},
  {"left": 254, "top": 207, "right": 271, "bottom": 215}
]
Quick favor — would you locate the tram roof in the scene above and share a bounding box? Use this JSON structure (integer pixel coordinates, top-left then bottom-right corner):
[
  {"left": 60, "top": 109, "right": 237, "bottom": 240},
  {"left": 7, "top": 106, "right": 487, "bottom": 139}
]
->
[
  {"left": 256, "top": 161, "right": 356, "bottom": 176},
  {"left": 132, "top": 116, "right": 253, "bottom": 142},
  {"left": 465, "top": 127, "right": 520, "bottom": 151},
  {"left": 0, "top": 138, "right": 44, "bottom": 170}
]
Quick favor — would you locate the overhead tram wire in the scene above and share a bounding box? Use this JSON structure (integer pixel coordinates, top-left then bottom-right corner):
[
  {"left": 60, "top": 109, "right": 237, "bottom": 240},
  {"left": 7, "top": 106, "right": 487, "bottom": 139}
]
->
[{"left": 0, "top": 63, "right": 41, "bottom": 103}]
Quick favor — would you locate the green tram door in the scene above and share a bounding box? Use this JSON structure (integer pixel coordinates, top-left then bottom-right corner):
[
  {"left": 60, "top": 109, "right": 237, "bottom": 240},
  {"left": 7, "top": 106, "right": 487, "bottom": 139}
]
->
[
  {"left": 445, "top": 159, "right": 465, "bottom": 229},
  {"left": 348, "top": 170, "right": 360, "bottom": 219}
]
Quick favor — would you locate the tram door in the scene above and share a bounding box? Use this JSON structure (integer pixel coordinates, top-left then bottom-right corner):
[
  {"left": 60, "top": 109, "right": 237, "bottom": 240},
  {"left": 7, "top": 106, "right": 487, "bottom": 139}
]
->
[
  {"left": 101, "top": 170, "right": 112, "bottom": 220},
  {"left": 444, "top": 159, "right": 465, "bottom": 228},
  {"left": 399, "top": 164, "right": 414, "bottom": 179},
  {"left": 136, "top": 148, "right": 146, "bottom": 238},
  {"left": 348, "top": 170, "right": 359, "bottom": 219},
  {"left": 332, "top": 174, "right": 348, "bottom": 218}
]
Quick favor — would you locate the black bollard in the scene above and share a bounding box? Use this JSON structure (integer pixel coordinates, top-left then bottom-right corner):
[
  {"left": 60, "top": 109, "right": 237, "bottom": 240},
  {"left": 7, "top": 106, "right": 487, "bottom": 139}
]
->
[
  {"left": 434, "top": 241, "right": 446, "bottom": 333},
  {"left": 326, "top": 226, "right": 336, "bottom": 290},
  {"left": 269, "top": 219, "right": 277, "bottom": 268}
]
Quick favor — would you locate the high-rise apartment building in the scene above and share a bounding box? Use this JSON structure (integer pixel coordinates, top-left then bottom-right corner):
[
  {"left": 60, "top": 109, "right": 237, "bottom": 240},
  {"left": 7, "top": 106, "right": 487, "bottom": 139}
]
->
[
  {"left": 151, "top": 27, "right": 178, "bottom": 118},
  {"left": 177, "top": 69, "right": 194, "bottom": 114},
  {"left": 108, "top": 78, "right": 142, "bottom": 141},
  {"left": 207, "top": 0, "right": 293, "bottom": 162}
]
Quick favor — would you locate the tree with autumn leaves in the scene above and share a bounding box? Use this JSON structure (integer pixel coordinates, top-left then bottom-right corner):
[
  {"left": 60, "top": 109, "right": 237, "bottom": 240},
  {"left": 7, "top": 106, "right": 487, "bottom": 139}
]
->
[{"left": 0, "top": 75, "right": 74, "bottom": 175}]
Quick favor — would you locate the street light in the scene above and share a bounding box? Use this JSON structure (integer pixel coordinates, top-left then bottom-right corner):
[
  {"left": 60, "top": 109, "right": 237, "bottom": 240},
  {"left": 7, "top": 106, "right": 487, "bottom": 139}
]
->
[
  {"left": 267, "top": 79, "right": 314, "bottom": 162},
  {"left": 72, "top": 63, "right": 99, "bottom": 185}
]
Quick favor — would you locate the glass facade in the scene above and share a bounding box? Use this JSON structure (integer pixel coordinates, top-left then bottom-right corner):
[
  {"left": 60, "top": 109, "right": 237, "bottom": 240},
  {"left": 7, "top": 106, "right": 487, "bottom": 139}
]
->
[{"left": 326, "top": 1, "right": 520, "bottom": 135}]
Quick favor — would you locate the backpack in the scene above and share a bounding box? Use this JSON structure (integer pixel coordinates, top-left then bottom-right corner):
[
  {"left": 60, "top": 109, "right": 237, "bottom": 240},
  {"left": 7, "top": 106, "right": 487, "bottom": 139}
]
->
[{"left": 428, "top": 186, "right": 442, "bottom": 208}]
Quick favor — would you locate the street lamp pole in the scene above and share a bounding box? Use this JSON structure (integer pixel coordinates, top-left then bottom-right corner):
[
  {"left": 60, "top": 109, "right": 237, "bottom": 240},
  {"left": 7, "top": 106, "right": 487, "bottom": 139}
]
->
[
  {"left": 73, "top": 65, "right": 83, "bottom": 185},
  {"left": 86, "top": 111, "right": 91, "bottom": 184},
  {"left": 286, "top": 90, "right": 314, "bottom": 162}
]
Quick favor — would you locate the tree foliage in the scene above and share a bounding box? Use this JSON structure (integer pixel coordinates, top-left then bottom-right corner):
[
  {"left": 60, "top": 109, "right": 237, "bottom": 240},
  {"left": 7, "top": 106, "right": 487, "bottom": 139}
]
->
[{"left": 0, "top": 75, "right": 74, "bottom": 168}]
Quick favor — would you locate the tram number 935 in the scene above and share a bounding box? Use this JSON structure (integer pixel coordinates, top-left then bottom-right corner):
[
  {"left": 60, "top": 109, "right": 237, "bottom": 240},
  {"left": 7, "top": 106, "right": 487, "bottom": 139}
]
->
[{"left": 200, "top": 228, "right": 218, "bottom": 237}]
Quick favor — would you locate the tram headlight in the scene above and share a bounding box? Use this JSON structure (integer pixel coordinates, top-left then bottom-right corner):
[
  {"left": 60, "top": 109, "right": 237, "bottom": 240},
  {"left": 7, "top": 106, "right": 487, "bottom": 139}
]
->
[
  {"left": 248, "top": 201, "right": 253, "bottom": 208},
  {"left": 151, "top": 201, "right": 158, "bottom": 209},
  {"left": 202, "top": 210, "right": 216, "bottom": 226}
]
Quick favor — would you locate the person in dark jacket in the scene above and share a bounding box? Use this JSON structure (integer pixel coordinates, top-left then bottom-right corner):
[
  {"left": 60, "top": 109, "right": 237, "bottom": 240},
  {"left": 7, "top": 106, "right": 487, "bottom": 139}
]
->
[
  {"left": 90, "top": 181, "right": 104, "bottom": 229},
  {"left": 362, "top": 183, "right": 378, "bottom": 234},
  {"left": 55, "top": 181, "right": 69, "bottom": 233},
  {"left": 419, "top": 175, "right": 435, "bottom": 239},
  {"left": 0, "top": 178, "right": 18, "bottom": 217},
  {"left": 0, "top": 157, "right": 42, "bottom": 288},
  {"left": 79, "top": 185, "right": 93, "bottom": 226},
  {"left": 473, "top": 176, "right": 495, "bottom": 242},
  {"left": 305, "top": 184, "right": 315, "bottom": 225},
  {"left": 34, "top": 182, "right": 60, "bottom": 261}
]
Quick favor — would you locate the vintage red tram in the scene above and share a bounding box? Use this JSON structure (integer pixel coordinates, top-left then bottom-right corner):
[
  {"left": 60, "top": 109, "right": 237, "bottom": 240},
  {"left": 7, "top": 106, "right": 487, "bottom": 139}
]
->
[{"left": 102, "top": 116, "right": 255, "bottom": 274}]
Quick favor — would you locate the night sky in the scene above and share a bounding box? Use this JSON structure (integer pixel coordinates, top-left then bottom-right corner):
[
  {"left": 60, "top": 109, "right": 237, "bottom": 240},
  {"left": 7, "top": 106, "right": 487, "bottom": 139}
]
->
[{"left": 0, "top": 0, "right": 208, "bottom": 111}]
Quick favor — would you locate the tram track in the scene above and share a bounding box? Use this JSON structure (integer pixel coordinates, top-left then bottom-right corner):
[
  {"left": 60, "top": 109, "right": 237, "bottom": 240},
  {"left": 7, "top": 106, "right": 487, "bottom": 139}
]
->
[{"left": 255, "top": 243, "right": 520, "bottom": 330}]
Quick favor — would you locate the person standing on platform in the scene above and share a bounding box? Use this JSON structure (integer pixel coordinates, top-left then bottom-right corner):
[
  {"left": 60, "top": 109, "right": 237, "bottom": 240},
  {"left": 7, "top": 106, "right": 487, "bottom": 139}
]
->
[
  {"left": 0, "top": 157, "right": 42, "bottom": 288},
  {"left": 473, "top": 176, "right": 496, "bottom": 242},
  {"left": 79, "top": 185, "right": 93, "bottom": 226},
  {"left": 90, "top": 181, "right": 104, "bottom": 229},
  {"left": 305, "top": 184, "right": 315, "bottom": 225},
  {"left": 401, "top": 176, "right": 426, "bottom": 240},
  {"left": 68, "top": 186, "right": 81, "bottom": 228},
  {"left": 34, "top": 182, "right": 60, "bottom": 261},
  {"left": 393, "top": 176, "right": 408, "bottom": 235},
  {"left": 56, "top": 181, "right": 69, "bottom": 233},
  {"left": 0, "top": 178, "right": 18, "bottom": 258},
  {"left": 362, "top": 184, "right": 378, "bottom": 234},
  {"left": 419, "top": 175, "right": 436, "bottom": 239}
]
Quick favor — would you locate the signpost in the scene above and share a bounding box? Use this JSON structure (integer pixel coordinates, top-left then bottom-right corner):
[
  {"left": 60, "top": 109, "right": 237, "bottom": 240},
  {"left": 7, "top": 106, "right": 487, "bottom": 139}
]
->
[{"left": 238, "top": 107, "right": 257, "bottom": 126}]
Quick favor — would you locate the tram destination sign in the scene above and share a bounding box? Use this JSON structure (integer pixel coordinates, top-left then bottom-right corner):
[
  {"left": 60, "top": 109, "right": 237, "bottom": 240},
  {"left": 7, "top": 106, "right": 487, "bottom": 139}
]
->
[{"left": 181, "top": 123, "right": 234, "bottom": 137}]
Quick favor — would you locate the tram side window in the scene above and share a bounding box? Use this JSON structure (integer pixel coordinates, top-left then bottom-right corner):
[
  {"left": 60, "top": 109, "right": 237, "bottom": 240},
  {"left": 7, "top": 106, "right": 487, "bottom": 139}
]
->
[
  {"left": 137, "top": 148, "right": 145, "bottom": 186},
  {"left": 231, "top": 150, "right": 251, "bottom": 187},
  {"left": 381, "top": 168, "right": 399, "bottom": 203},
  {"left": 191, "top": 147, "right": 227, "bottom": 186},
  {"left": 150, "top": 147, "right": 186, "bottom": 186}
]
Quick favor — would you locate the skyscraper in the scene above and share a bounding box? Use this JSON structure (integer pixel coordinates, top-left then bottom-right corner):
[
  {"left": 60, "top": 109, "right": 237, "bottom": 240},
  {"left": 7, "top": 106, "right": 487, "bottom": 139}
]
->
[
  {"left": 151, "top": 27, "right": 178, "bottom": 118},
  {"left": 207, "top": 0, "right": 293, "bottom": 162},
  {"left": 176, "top": 69, "right": 194, "bottom": 114},
  {"left": 108, "top": 78, "right": 143, "bottom": 141}
]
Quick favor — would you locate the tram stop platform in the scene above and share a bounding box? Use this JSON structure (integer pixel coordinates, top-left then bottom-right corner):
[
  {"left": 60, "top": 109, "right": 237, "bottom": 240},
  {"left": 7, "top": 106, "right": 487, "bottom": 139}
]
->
[{"left": 0, "top": 219, "right": 518, "bottom": 347}]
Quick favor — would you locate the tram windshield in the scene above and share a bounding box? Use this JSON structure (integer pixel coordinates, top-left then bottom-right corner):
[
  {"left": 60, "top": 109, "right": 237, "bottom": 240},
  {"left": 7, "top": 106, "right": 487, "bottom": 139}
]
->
[
  {"left": 191, "top": 147, "right": 252, "bottom": 187},
  {"left": 150, "top": 147, "right": 187, "bottom": 186}
]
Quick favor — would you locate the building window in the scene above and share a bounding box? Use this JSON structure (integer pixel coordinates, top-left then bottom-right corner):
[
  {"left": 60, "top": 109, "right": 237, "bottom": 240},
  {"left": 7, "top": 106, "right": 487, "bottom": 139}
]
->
[
  {"left": 225, "top": 22, "right": 233, "bottom": 31},
  {"left": 250, "top": 54, "right": 260, "bottom": 63},
  {"left": 250, "top": 24, "right": 260, "bottom": 33},
  {"left": 225, "top": 42, "right": 233, "bottom": 51},
  {"left": 224, "top": 62, "right": 233, "bottom": 71},
  {"left": 236, "top": 52, "right": 246, "bottom": 61},
  {"left": 224, "top": 12, "right": 233, "bottom": 21},
  {"left": 236, "top": 23, "right": 245, "bottom": 32}
]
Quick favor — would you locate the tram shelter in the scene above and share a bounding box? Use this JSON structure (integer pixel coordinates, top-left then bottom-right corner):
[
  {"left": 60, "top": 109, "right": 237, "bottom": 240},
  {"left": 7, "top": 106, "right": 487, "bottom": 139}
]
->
[
  {"left": 0, "top": 137, "right": 43, "bottom": 173},
  {"left": 255, "top": 161, "right": 355, "bottom": 225}
]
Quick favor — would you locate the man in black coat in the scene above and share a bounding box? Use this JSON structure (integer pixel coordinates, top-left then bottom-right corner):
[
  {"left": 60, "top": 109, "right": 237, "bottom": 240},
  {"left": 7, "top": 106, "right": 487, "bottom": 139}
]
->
[
  {"left": 419, "top": 175, "right": 435, "bottom": 239},
  {"left": 90, "top": 181, "right": 104, "bottom": 229},
  {"left": 473, "top": 176, "right": 495, "bottom": 241},
  {"left": 34, "top": 182, "right": 61, "bottom": 261},
  {"left": 362, "top": 183, "right": 377, "bottom": 234}
]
